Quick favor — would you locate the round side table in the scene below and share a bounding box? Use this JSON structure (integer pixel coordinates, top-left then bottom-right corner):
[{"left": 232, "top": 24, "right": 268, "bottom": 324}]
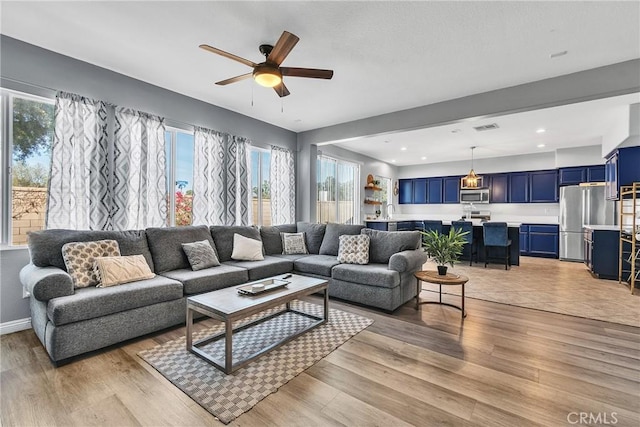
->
[{"left": 414, "top": 270, "right": 469, "bottom": 318}]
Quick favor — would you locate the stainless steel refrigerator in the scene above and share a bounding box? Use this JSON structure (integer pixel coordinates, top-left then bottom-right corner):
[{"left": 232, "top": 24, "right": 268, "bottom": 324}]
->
[{"left": 559, "top": 183, "right": 616, "bottom": 261}]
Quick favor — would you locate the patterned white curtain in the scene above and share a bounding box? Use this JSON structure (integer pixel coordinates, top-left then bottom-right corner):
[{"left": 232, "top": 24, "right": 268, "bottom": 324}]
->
[
  {"left": 270, "top": 145, "right": 296, "bottom": 224},
  {"left": 192, "top": 127, "right": 251, "bottom": 226},
  {"left": 192, "top": 127, "right": 226, "bottom": 225},
  {"left": 46, "top": 91, "right": 110, "bottom": 230},
  {"left": 112, "top": 107, "right": 167, "bottom": 229}
]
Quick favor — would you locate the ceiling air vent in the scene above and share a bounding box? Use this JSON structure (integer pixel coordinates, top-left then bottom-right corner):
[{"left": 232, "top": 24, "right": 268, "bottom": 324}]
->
[{"left": 473, "top": 123, "right": 500, "bottom": 132}]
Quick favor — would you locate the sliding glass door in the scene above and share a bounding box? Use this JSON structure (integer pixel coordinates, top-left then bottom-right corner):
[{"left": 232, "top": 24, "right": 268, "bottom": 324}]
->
[{"left": 317, "top": 155, "right": 359, "bottom": 224}]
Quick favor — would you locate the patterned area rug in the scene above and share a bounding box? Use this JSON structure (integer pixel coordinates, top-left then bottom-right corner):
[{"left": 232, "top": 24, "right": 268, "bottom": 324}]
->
[{"left": 138, "top": 301, "right": 373, "bottom": 424}]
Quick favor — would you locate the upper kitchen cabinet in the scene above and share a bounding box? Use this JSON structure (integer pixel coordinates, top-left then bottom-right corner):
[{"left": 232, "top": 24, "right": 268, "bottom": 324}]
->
[
  {"left": 398, "top": 179, "right": 413, "bottom": 204},
  {"left": 559, "top": 165, "right": 605, "bottom": 185},
  {"left": 605, "top": 146, "right": 640, "bottom": 200},
  {"left": 443, "top": 177, "right": 460, "bottom": 204},
  {"left": 427, "top": 178, "right": 443, "bottom": 204},
  {"left": 489, "top": 173, "right": 509, "bottom": 203},
  {"left": 509, "top": 172, "right": 529, "bottom": 203},
  {"left": 529, "top": 170, "right": 558, "bottom": 202},
  {"left": 413, "top": 178, "right": 428, "bottom": 204}
]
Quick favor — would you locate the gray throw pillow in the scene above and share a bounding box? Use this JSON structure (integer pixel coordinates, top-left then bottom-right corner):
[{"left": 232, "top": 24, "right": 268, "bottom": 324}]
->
[
  {"left": 296, "top": 222, "right": 326, "bottom": 254},
  {"left": 182, "top": 240, "right": 220, "bottom": 271},
  {"left": 281, "top": 232, "right": 309, "bottom": 255},
  {"left": 319, "top": 223, "right": 365, "bottom": 256}
]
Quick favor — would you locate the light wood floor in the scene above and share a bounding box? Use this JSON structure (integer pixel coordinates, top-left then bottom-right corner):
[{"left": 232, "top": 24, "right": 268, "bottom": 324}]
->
[{"left": 2, "top": 290, "right": 639, "bottom": 426}]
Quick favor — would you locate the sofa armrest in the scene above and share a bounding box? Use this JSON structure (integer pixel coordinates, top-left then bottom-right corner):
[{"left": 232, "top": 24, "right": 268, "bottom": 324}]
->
[
  {"left": 20, "top": 263, "right": 74, "bottom": 302},
  {"left": 388, "top": 250, "right": 428, "bottom": 273}
]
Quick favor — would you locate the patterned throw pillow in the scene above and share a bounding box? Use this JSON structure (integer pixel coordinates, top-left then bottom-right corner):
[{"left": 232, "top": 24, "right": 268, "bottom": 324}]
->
[
  {"left": 281, "top": 232, "right": 308, "bottom": 255},
  {"left": 94, "top": 255, "right": 155, "bottom": 288},
  {"left": 61, "top": 240, "right": 121, "bottom": 288},
  {"left": 337, "top": 234, "right": 370, "bottom": 265},
  {"left": 182, "top": 240, "right": 220, "bottom": 271}
]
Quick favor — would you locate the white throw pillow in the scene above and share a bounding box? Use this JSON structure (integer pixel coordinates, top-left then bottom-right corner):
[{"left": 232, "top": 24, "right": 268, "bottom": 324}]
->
[
  {"left": 337, "top": 234, "right": 370, "bottom": 265},
  {"left": 231, "top": 233, "right": 265, "bottom": 261},
  {"left": 281, "top": 232, "right": 309, "bottom": 255}
]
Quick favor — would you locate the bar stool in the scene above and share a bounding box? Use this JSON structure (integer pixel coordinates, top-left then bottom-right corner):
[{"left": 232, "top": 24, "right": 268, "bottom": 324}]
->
[
  {"left": 422, "top": 220, "right": 443, "bottom": 234},
  {"left": 482, "top": 222, "right": 511, "bottom": 270},
  {"left": 451, "top": 220, "right": 476, "bottom": 266}
]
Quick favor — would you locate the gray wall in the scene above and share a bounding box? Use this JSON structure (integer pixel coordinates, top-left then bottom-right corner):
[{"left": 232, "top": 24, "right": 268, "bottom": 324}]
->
[{"left": 0, "top": 36, "right": 297, "bottom": 325}]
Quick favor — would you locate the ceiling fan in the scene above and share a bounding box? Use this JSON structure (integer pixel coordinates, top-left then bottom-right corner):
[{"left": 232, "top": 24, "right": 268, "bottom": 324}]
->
[{"left": 199, "top": 31, "right": 333, "bottom": 98}]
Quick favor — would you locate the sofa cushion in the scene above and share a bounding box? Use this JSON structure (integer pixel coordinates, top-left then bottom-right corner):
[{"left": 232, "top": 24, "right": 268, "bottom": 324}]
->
[
  {"left": 337, "top": 234, "right": 370, "bottom": 265},
  {"left": 224, "top": 256, "right": 293, "bottom": 281},
  {"left": 161, "top": 265, "right": 248, "bottom": 295},
  {"left": 28, "top": 229, "right": 154, "bottom": 271},
  {"left": 273, "top": 254, "right": 312, "bottom": 262},
  {"left": 210, "top": 226, "right": 262, "bottom": 262},
  {"left": 260, "top": 224, "right": 297, "bottom": 255},
  {"left": 94, "top": 255, "right": 155, "bottom": 287},
  {"left": 297, "top": 222, "right": 326, "bottom": 254},
  {"left": 231, "top": 233, "right": 265, "bottom": 261},
  {"left": 294, "top": 255, "right": 340, "bottom": 277},
  {"left": 361, "top": 229, "right": 422, "bottom": 264},
  {"left": 182, "top": 240, "right": 221, "bottom": 271},
  {"left": 319, "top": 223, "right": 365, "bottom": 256},
  {"left": 46, "top": 275, "right": 183, "bottom": 326},
  {"left": 332, "top": 263, "right": 400, "bottom": 289},
  {"left": 61, "top": 239, "right": 121, "bottom": 288},
  {"left": 281, "top": 232, "right": 309, "bottom": 255},
  {"left": 146, "top": 225, "right": 214, "bottom": 273}
]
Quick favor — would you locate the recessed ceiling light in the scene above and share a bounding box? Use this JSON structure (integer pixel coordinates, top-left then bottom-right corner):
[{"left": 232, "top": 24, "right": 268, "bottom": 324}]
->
[
  {"left": 401, "top": 147, "right": 407, "bottom": 151},
  {"left": 537, "top": 144, "right": 546, "bottom": 148},
  {"left": 421, "top": 156, "right": 427, "bottom": 160},
  {"left": 536, "top": 128, "right": 546, "bottom": 133},
  {"left": 390, "top": 160, "right": 396, "bottom": 163}
]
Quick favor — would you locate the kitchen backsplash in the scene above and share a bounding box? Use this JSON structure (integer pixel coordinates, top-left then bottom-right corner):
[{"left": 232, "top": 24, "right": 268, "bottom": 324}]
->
[{"left": 395, "top": 203, "right": 560, "bottom": 224}]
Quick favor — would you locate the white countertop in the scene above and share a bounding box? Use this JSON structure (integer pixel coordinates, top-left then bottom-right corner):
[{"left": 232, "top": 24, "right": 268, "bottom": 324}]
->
[
  {"left": 364, "top": 219, "right": 523, "bottom": 227},
  {"left": 582, "top": 225, "right": 620, "bottom": 231}
]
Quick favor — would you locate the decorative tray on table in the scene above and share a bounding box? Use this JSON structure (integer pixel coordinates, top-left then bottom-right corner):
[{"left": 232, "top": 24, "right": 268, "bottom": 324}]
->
[{"left": 237, "top": 278, "right": 290, "bottom": 295}]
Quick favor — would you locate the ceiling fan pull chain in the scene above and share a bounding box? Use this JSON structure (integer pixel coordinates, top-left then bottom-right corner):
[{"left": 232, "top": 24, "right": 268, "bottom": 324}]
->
[
  {"left": 281, "top": 98, "right": 284, "bottom": 113},
  {"left": 251, "top": 82, "right": 254, "bottom": 107}
]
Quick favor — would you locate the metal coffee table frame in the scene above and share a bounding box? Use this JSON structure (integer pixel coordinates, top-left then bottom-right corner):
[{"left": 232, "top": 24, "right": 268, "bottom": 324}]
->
[{"left": 186, "top": 277, "right": 328, "bottom": 374}]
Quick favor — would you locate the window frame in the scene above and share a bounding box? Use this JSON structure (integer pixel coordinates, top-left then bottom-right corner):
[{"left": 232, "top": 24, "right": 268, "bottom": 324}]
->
[
  {"left": 1, "top": 88, "right": 55, "bottom": 247},
  {"left": 317, "top": 154, "right": 360, "bottom": 224}
]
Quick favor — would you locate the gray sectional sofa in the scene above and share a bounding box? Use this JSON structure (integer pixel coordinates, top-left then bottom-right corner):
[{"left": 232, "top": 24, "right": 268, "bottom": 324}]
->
[{"left": 20, "top": 222, "right": 427, "bottom": 363}]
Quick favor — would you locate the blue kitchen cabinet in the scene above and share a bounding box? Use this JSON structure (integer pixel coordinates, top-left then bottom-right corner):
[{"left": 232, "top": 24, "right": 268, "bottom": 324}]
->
[
  {"left": 529, "top": 170, "right": 558, "bottom": 203},
  {"left": 412, "top": 178, "right": 427, "bottom": 204},
  {"left": 509, "top": 173, "right": 529, "bottom": 203},
  {"left": 606, "top": 146, "right": 640, "bottom": 200},
  {"left": 587, "top": 165, "right": 605, "bottom": 182},
  {"left": 528, "top": 225, "right": 559, "bottom": 258},
  {"left": 519, "top": 225, "right": 529, "bottom": 254},
  {"left": 443, "top": 177, "right": 460, "bottom": 203},
  {"left": 365, "top": 222, "right": 387, "bottom": 231},
  {"left": 427, "top": 178, "right": 443, "bottom": 204},
  {"left": 490, "top": 174, "right": 509, "bottom": 203},
  {"left": 558, "top": 167, "right": 586, "bottom": 186},
  {"left": 397, "top": 221, "right": 415, "bottom": 231},
  {"left": 584, "top": 228, "right": 619, "bottom": 279},
  {"left": 398, "top": 179, "right": 413, "bottom": 204}
]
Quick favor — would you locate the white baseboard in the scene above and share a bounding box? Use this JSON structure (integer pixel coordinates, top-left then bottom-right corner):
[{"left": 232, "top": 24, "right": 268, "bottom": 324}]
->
[{"left": 0, "top": 318, "right": 32, "bottom": 335}]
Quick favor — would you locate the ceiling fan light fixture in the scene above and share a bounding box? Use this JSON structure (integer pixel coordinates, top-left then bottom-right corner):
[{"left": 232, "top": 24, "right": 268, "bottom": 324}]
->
[{"left": 253, "top": 66, "right": 282, "bottom": 88}]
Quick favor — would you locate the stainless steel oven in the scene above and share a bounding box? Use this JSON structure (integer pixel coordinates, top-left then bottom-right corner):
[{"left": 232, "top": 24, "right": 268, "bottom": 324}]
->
[{"left": 460, "top": 188, "right": 490, "bottom": 204}]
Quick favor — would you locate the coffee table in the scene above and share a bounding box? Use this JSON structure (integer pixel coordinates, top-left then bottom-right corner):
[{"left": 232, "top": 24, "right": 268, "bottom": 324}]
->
[{"left": 186, "top": 274, "right": 328, "bottom": 374}]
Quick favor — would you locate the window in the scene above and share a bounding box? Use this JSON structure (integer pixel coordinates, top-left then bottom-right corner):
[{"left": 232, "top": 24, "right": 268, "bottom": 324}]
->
[
  {"left": 375, "top": 175, "right": 392, "bottom": 208},
  {"left": 1, "top": 89, "right": 55, "bottom": 246},
  {"left": 317, "top": 155, "right": 359, "bottom": 224},
  {"left": 165, "top": 128, "right": 194, "bottom": 226},
  {"left": 250, "top": 148, "right": 271, "bottom": 226}
]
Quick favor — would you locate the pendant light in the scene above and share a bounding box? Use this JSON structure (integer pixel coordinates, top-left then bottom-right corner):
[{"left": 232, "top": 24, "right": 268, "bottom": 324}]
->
[{"left": 461, "top": 146, "right": 483, "bottom": 189}]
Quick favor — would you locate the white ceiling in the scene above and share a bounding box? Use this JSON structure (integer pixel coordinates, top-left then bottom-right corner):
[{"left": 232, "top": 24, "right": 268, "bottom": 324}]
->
[{"left": 1, "top": 1, "right": 639, "bottom": 164}]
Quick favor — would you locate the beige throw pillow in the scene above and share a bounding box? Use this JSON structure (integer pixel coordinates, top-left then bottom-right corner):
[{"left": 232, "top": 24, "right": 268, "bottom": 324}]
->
[
  {"left": 61, "top": 239, "right": 121, "bottom": 288},
  {"left": 94, "top": 255, "right": 155, "bottom": 288},
  {"left": 231, "top": 233, "right": 264, "bottom": 261},
  {"left": 337, "top": 234, "right": 370, "bottom": 265}
]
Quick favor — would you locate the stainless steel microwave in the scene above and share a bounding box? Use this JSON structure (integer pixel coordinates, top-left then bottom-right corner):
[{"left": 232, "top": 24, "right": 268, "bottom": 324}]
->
[{"left": 460, "top": 188, "right": 490, "bottom": 203}]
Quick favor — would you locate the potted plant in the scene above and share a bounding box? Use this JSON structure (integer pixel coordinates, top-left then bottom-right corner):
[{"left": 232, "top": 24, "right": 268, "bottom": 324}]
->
[{"left": 420, "top": 227, "right": 469, "bottom": 275}]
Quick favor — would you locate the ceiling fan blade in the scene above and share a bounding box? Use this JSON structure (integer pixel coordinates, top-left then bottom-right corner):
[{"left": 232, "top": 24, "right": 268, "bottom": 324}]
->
[
  {"left": 267, "top": 31, "right": 299, "bottom": 65},
  {"left": 273, "top": 82, "right": 290, "bottom": 98},
  {"left": 199, "top": 44, "right": 257, "bottom": 68},
  {"left": 215, "top": 73, "right": 253, "bottom": 86},
  {"left": 280, "top": 67, "right": 334, "bottom": 80}
]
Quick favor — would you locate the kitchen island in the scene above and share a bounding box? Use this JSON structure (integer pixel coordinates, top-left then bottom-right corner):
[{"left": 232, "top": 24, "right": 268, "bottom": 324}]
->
[{"left": 365, "top": 219, "right": 521, "bottom": 266}]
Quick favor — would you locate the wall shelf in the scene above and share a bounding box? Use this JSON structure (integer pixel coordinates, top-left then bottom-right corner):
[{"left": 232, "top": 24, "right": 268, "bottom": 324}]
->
[
  {"left": 364, "top": 200, "right": 382, "bottom": 205},
  {"left": 364, "top": 186, "right": 382, "bottom": 191}
]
